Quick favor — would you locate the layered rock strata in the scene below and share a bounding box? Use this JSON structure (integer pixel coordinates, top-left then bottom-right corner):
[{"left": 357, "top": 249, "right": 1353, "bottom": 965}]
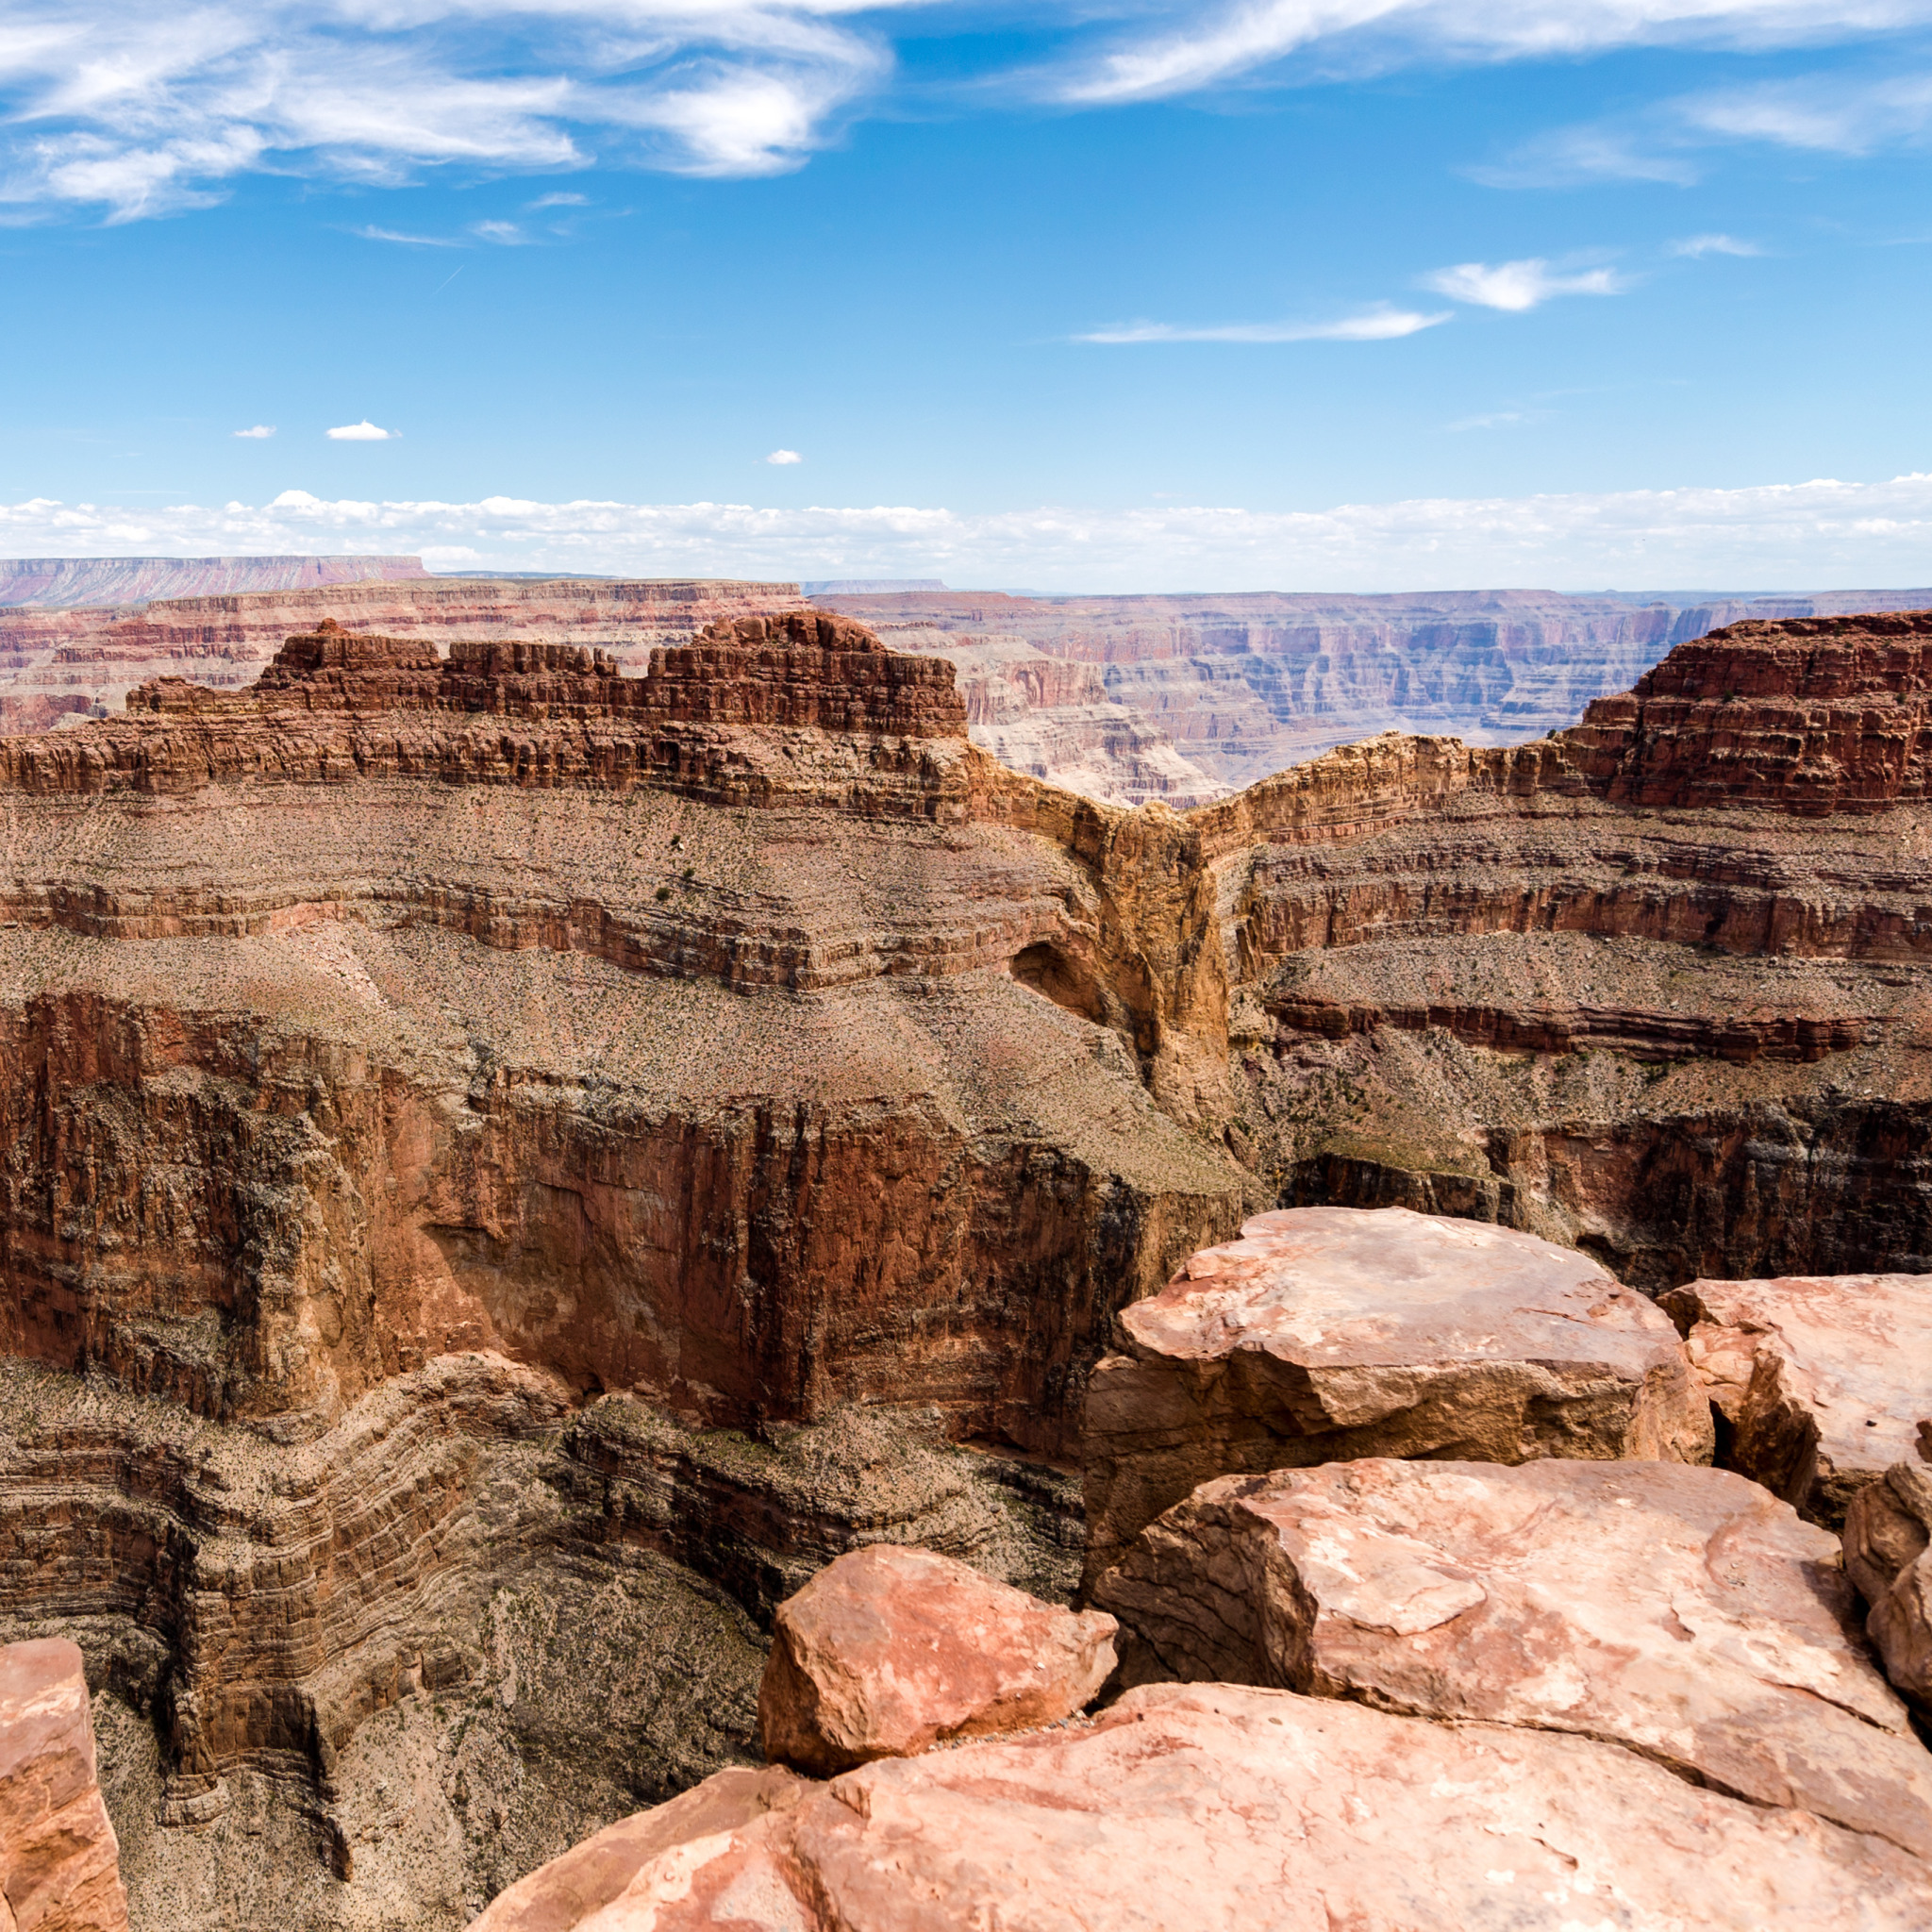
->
[
  {"left": 0, "top": 1639, "right": 129, "bottom": 1932},
  {"left": 1663, "top": 1271, "right": 1932, "bottom": 1526},
  {"left": 1094, "top": 1457, "right": 1932, "bottom": 1856},
  {"left": 815, "top": 585, "right": 1932, "bottom": 790},
  {"left": 2, "top": 605, "right": 1932, "bottom": 1924},
  {"left": 473, "top": 1682, "right": 1932, "bottom": 1931},
  {"left": 757, "top": 1545, "right": 1115, "bottom": 1774},
  {"left": 0, "top": 576, "right": 799, "bottom": 723},
  {"left": 1081, "top": 1206, "right": 1710, "bottom": 1581}
]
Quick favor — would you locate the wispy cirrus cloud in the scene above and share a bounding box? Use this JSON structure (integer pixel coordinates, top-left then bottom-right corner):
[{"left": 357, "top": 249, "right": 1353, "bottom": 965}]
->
[
  {"left": 1422, "top": 257, "right": 1629, "bottom": 309},
  {"left": 8, "top": 3, "right": 1932, "bottom": 223},
  {"left": 1077, "top": 304, "right": 1450, "bottom": 343},
  {"left": 8, "top": 474, "right": 1932, "bottom": 591},
  {"left": 0, "top": 1, "right": 906, "bottom": 221},
  {"left": 232, "top": 424, "right": 275, "bottom": 439},
  {"left": 1477, "top": 66, "right": 1932, "bottom": 185},
  {"left": 1669, "top": 232, "right": 1762, "bottom": 256},
  {"left": 1057, "top": 1, "right": 1932, "bottom": 106}
]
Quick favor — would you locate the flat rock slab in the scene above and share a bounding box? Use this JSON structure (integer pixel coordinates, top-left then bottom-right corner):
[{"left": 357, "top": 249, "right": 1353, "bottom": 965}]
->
[
  {"left": 1847, "top": 1460, "right": 1932, "bottom": 1714},
  {"left": 1084, "top": 1205, "right": 1711, "bottom": 1580},
  {"left": 1665, "top": 1271, "right": 1932, "bottom": 1527},
  {"left": 757, "top": 1544, "right": 1117, "bottom": 1775},
  {"left": 488, "top": 1683, "right": 1932, "bottom": 1932},
  {"left": 1093, "top": 1457, "right": 1932, "bottom": 1858},
  {"left": 0, "top": 1639, "right": 128, "bottom": 1932},
  {"left": 468, "top": 1767, "right": 808, "bottom": 1932}
]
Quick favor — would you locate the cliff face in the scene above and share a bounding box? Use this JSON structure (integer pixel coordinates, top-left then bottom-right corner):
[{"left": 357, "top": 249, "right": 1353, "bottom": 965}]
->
[
  {"left": 0, "top": 576, "right": 803, "bottom": 726},
  {"left": 817, "top": 585, "right": 1932, "bottom": 795},
  {"left": 1, "top": 603, "right": 1930, "bottom": 1928}
]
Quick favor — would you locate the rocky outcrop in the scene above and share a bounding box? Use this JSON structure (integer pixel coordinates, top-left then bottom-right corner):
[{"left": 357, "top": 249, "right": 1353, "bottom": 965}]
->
[
  {"left": 0, "top": 575, "right": 800, "bottom": 724},
  {"left": 1094, "top": 1457, "right": 1932, "bottom": 1856},
  {"left": 0, "top": 1639, "right": 128, "bottom": 1932},
  {"left": 1661, "top": 1270, "right": 1932, "bottom": 1525},
  {"left": 756, "top": 1546, "right": 1114, "bottom": 1774},
  {"left": 1082, "top": 1207, "right": 1710, "bottom": 1582},
  {"left": 1845, "top": 1460, "right": 1932, "bottom": 1713},
  {"left": 0, "top": 558, "right": 427, "bottom": 609},
  {"left": 472, "top": 1681, "right": 1932, "bottom": 1931},
  {"left": 466, "top": 1767, "right": 806, "bottom": 1932},
  {"left": 1565, "top": 612, "right": 1932, "bottom": 814}
]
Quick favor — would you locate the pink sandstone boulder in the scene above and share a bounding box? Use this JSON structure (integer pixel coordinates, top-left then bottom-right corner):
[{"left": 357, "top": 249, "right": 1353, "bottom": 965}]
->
[
  {"left": 467, "top": 1767, "right": 808, "bottom": 1932},
  {"left": 1663, "top": 1270, "right": 1932, "bottom": 1525},
  {"left": 469, "top": 1682, "right": 1932, "bottom": 1931},
  {"left": 757, "top": 1545, "right": 1117, "bottom": 1775},
  {"left": 1092, "top": 1457, "right": 1932, "bottom": 1857},
  {"left": 1083, "top": 1206, "right": 1712, "bottom": 1582},
  {"left": 0, "top": 1640, "right": 128, "bottom": 1932},
  {"left": 1846, "top": 1458, "right": 1932, "bottom": 1714}
]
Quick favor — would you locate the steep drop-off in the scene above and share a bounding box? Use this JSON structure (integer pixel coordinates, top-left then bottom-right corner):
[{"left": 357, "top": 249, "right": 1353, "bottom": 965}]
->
[{"left": 0, "top": 603, "right": 1928, "bottom": 1928}]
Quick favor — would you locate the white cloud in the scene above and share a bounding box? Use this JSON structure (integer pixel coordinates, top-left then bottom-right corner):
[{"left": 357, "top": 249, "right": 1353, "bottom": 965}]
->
[
  {"left": 1668, "top": 232, "right": 1763, "bottom": 257},
  {"left": 356, "top": 225, "right": 461, "bottom": 246},
  {"left": 0, "top": 1, "right": 910, "bottom": 218},
  {"left": 765, "top": 448, "right": 804, "bottom": 464},
  {"left": 325, "top": 420, "right": 396, "bottom": 441},
  {"left": 8, "top": 4, "right": 1932, "bottom": 221},
  {"left": 1077, "top": 305, "right": 1451, "bottom": 342},
  {"left": 9, "top": 474, "right": 1932, "bottom": 592},
  {"left": 1423, "top": 258, "right": 1627, "bottom": 310},
  {"left": 232, "top": 424, "right": 275, "bottom": 438},
  {"left": 529, "top": 192, "right": 589, "bottom": 208},
  {"left": 1477, "top": 67, "right": 1932, "bottom": 185},
  {"left": 472, "top": 219, "right": 527, "bottom": 243},
  {"left": 1058, "top": 2, "right": 1932, "bottom": 106}
]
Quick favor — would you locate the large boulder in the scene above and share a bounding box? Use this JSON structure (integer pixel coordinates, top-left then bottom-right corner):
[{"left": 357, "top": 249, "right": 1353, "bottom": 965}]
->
[
  {"left": 0, "top": 1640, "right": 128, "bottom": 1932},
  {"left": 470, "top": 1682, "right": 1932, "bottom": 1931},
  {"left": 1084, "top": 1206, "right": 1711, "bottom": 1581},
  {"left": 1092, "top": 1457, "right": 1932, "bottom": 1857},
  {"left": 757, "top": 1544, "right": 1117, "bottom": 1775},
  {"left": 1845, "top": 1459, "right": 1932, "bottom": 1713},
  {"left": 468, "top": 1766, "right": 807, "bottom": 1932},
  {"left": 1663, "top": 1271, "right": 1932, "bottom": 1526}
]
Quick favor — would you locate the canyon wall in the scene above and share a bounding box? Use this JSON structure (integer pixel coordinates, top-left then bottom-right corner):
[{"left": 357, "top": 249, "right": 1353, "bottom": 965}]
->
[
  {"left": 0, "top": 602, "right": 1928, "bottom": 1928},
  {"left": 820, "top": 583, "right": 1932, "bottom": 798}
]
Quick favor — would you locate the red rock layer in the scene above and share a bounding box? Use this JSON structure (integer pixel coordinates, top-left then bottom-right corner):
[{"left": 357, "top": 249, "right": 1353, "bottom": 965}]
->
[{"left": 1565, "top": 611, "right": 1932, "bottom": 813}]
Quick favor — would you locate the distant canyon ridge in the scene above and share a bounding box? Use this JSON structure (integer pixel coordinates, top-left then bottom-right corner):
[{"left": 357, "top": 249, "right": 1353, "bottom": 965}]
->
[{"left": 3, "top": 555, "right": 1929, "bottom": 803}]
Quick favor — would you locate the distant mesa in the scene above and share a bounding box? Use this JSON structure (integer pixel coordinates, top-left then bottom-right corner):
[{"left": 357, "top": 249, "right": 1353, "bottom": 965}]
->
[
  {"left": 0, "top": 555, "right": 429, "bottom": 608},
  {"left": 798, "top": 578, "right": 950, "bottom": 595}
]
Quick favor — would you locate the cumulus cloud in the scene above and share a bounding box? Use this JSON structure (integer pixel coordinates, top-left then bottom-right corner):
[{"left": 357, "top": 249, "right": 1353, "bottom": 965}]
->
[
  {"left": 1077, "top": 305, "right": 1451, "bottom": 342},
  {"left": 8, "top": 474, "right": 1932, "bottom": 591},
  {"left": 233, "top": 424, "right": 275, "bottom": 438},
  {"left": 1423, "top": 258, "right": 1627, "bottom": 310},
  {"left": 764, "top": 449, "right": 804, "bottom": 464},
  {"left": 325, "top": 420, "right": 395, "bottom": 441}
]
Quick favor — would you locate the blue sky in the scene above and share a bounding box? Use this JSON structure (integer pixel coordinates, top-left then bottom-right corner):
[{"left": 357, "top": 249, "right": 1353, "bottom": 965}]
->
[{"left": 4, "top": 2, "right": 1932, "bottom": 590}]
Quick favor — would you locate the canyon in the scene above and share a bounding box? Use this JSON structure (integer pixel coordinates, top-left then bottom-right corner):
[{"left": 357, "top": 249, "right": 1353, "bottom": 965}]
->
[{"left": 0, "top": 593, "right": 1926, "bottom": 1926}]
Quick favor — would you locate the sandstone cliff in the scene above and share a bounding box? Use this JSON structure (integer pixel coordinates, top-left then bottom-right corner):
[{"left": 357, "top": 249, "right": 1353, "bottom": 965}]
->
[{"left": 1, "top": 601, "right": 1930, "bottom": 1929}]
